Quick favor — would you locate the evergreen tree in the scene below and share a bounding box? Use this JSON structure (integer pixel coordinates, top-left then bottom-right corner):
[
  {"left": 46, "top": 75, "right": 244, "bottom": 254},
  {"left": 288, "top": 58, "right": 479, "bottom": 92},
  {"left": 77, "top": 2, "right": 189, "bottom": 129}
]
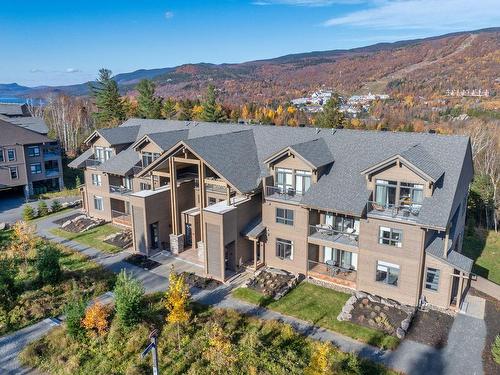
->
[
  {"left": 162, "top": 98, "right": 177, "bottom": 119},
  {"left": 316, "top": 94, "right": 346, "bottom": 128},
  {"left": 136, "top": 79, "right": 163, "bottom": 119},
  {"left": 178, "top": 100, "right": 193, "bottom": 121},
  {"left": 114, "top": 270, "right": 144, "bottom": 328},
  {"left": 89, "top": 68, "right": 126, "bottom": 127},
  {"left": 200, "top": 85, "right": 226, "bottom": 122}
]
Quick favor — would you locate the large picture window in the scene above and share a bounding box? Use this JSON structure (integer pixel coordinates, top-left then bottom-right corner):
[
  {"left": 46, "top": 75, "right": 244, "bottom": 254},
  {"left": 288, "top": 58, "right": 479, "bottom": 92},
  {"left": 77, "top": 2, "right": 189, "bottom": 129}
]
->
[
  {"left": 30, "top": 163, "right": 42, "bottom": 174},
  {"left": 276, "top": 208, "right": 294, "bottom": 225},
  {"left": 425, "top": 267, "right": 440, "bottom": 291},
  {"left": 276, "top": 238, "right": 293, "bottom": 260},
  {"left": 93, "top": 195, "right": 104, "bottom": 211},
  {"left": 375, "top": 179, "right": 397, "bottom": 207},
  {"left": 142, "top": 152, "right": 160, "bottom": 167},
  {"left": 400, "top": 182, "right": 424, "bottom": 206},
  {"left": 276, "top": 168, "right": 293, "bottom": 193},
  {"left": 295, "top": 170, "right": 311, "bottom": 194},
  {"left": 27, "top": 146, "right": 40, "bottom": 157},
  {"left": 376, "top": 261, "right": 400, "bottom": 286},
  {"left": 379, "top": 227, "right": 403, "bottom": 247}
]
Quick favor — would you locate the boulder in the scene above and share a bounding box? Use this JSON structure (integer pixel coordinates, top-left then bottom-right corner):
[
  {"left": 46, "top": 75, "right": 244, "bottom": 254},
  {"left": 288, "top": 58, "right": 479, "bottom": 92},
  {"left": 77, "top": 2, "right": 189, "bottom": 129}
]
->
[
  {"left": 61, "top": 202, "right": 69, "bottom": 208},
  {"left": 401, "top": 318, "right": 411, "bottom": 331},
  {"left": 337, "top": 312, "right": 352, "bottom": 321},
  {"left": 396, "top": 327, "right": 406, "bottom": 339},
  {"left": 374, "top": 305, "right": 381, "bottom": 312},
  {"left": 0, "top": 222, "right": 8, "bottom": 230},
  {"left": 342, "top": 304, "right": 354, "bottom": 314},
  {"left": 368, "top": 294, "right": 381, "bottom": 303},
  {"left": 355, "top": 291, "right": 368, "bottom": 299},
  {"left": 379, "top": 312, "right": 387, "bottom": 319},
  {"left": 347, "top": 295, "right": 357, "bottom": 305},
  {"left": 361, "top": 298, "right": 369, "bottom": 305}
]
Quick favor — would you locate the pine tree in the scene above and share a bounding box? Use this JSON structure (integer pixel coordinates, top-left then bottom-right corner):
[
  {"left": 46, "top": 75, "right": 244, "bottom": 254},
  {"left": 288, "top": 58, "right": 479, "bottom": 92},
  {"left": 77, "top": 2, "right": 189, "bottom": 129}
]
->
[
  {"left": 200, "top": 85, "right": 226, "bottom": 122},
  {"left": 162, "top": 98, "right": 177, "bottom": 119},
  {"left": 178, "top": 100, "right": 193, "bottom": 121},
  {"left": 136, "top": 79, "right": 163, "bottom": 119},
  {"left": 165, "top": 269, "right": 191, "bottom": 349},
  {"left": 316, "top": 94, "right": 346, "bottom": 128},
  {"left": 114, "top": 269, "right": 144, "bottom": 328},
  {"left": 89, "top": 68, "right": 126, "bottom": 127}
]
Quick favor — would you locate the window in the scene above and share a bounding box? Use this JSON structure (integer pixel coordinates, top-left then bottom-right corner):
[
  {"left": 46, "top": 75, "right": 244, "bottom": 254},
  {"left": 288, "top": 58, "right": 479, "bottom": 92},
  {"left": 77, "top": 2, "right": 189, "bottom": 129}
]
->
[
  {"left": 324, "top": 247, "right": 356, "bottom": 269},
  {"left": 276, "top": 239, "right": 293, "bottom": 260},
  {"left": 30, "top": 163, "right": 42, "bottom": 174},
  {"left": 208, "top": 197, "right": 217, "bottom": 206},
  {"left": 27, "top": 146, "right": 40, "bottom": 157},
  {"left": 379, "top": 226, "right": 403, "bottom": 247},
  {"left": 276, "top": 168, "right": 293, "bottom": 192},
  {"left": 93, "top": 196, "right": 104, "bottom": 211},
  {"left": 375, "top": 179, "right": 397, "bottom": 207},
  {"left": 9, "top": 166, "right": 18, "bottom": 179},
  {"left": 92, "top": 174, "right": 102, "bottom": 186},
  {"left": 150, "top": 222, "right": 159, "bottom": 249},
  {"left": 425, "top": 267, "right": 440, "bottom": 291},
  {"left": 376, "top": 261, "right": 400, "bottom": 286},
  {"left": 104, "top": 148, "right": 113, "bottom": 161},
  {"left": 400, "top": 182, "right": 423, "bottom": 206},
  {"left": 142, "top": 152, "right": 160, "bottom": 167},
  {"left": 7, "top": 149, "right": 16, "bottom": 161},
  {"left": 95, "top": 147, "right": 113, "bottom": 162},
  {"left": 276, "top": 207, "right": 294, "bottom": 225},
  {"left": 295, "top": 170, "right": 311, "bottom": 194},
  {"left": 140, "top": 182, "right": 151, "bottom": 191},
  {"left": 0, "top": 148, "right": 3, "bottom": 162}
]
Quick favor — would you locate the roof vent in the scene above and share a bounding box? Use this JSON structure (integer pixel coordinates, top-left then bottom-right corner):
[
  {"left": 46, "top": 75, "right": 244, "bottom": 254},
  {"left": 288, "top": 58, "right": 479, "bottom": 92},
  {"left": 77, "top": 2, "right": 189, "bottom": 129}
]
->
[
  {"left": 331, "top": 128, "right": 336, "bottom": 135},
  {"left": 315, "top": 128, "right": 320, "bottom": 134}
]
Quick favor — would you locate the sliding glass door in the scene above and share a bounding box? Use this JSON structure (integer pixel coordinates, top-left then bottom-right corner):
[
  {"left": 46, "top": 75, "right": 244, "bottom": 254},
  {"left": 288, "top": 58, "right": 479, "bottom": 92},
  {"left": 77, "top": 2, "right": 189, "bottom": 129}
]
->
[{"left": 375, "top": 179, "right": 397, "bottom": 207}]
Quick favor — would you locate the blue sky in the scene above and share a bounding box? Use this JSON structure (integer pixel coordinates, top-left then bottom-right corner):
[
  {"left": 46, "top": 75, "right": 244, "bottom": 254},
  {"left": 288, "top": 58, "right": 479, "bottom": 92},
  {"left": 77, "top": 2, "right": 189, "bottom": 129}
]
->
[{"left": 1, "top": 0, "right": 498, "bottom": 87}]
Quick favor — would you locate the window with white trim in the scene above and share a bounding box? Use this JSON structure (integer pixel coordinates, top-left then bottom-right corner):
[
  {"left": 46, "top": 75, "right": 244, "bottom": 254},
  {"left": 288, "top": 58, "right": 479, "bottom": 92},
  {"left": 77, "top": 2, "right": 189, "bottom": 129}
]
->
[
  {"left": 295, "top": 170, "right": 311, "bottom": 194},
  {"left": 93, "top": 195, "right": 104, "bottom": 211},
  {"left": 27, "top": 146, "right": 40, "bottom": 157},
  {"left": 140, "top": 182, "right": 151, "bottom": 191},
  {"left": 376, "top": 261, "right": 400, "bottom": 286},
  {"left": 30, "top": 163, "right": 42, "bottom": 174},
  {"left": 379, "top": 226, "right": 403, "bottom": 247},
  {"left": 276, "top": 238, "right": 293, "bottom": 260},
  {"left": 92, "top": 174, "right": 102, "bottom": 186},
  {"left": 7, "top": 149, "right": 16, "bottom": 161},
  {"left": 9, "top": 166, "right": 18, "bottom": 179},
  {"left": 425, "top": 267, "right": 440, "bottom": 291},
  {"left": 276, "top": 207, "right": 294, "bottom": 225}
]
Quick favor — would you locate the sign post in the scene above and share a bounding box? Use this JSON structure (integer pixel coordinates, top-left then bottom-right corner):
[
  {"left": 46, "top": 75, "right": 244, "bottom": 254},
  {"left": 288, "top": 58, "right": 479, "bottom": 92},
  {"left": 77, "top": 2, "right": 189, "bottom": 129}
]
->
[{"left": 141, "top": 329, "right": 159, "bottom": 375}]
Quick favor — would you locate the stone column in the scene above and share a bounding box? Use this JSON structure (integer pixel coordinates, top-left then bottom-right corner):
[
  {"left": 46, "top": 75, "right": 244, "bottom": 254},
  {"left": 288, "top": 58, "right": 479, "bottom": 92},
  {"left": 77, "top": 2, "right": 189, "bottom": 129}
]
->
[{"left": 170, "top": 233, "right": 184, "bottom": 254}]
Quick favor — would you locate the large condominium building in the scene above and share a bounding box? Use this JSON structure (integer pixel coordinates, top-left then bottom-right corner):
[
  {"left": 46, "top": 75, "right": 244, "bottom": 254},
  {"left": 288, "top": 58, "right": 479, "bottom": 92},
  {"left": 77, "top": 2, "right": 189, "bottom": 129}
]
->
[
  {"left": 0, "top": 103, "right": 64, "bottom": 197},
  {"left": 70, "top": 119, "right": 474, "bottom": 310}
]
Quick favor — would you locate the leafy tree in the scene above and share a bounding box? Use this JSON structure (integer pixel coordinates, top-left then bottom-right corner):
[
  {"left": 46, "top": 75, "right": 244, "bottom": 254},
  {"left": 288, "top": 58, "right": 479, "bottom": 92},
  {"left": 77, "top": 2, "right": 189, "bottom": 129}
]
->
[
  {"left": 51, "top": 199, "right": 62, "bottom": 212},
  {"left": 89, "top": 68, "right": 126, "bottom": 127},
  {"left": 36, "top": 243, "right": 61, "bottom": 284},
  {"left": 200, "top": 85, "right": 226, "bottom": 122},
  {"left": 204, "top": 322, "right": 236, "bottom": 374},
  {"left": 165, "top": 269, "right": 191, "bottom": 349},
  {"left": 305, "top": 342, "right": 332, "bottom": 375},
  {"left": 75, "top": 175, "right": 81, "bottom": 187},
  {"left": 37, "top": 201, "right": 48, "bottom": 217},
  {"left": 492, "top": 334, "right": 500, "bottom": 364},
  {"left": 136, "top": 79, "right": 163, "bottom": 119},
  {"left": 316, "top": 94, "right": 346, "bottom": 128},
  {"left": 114, "top": 269, "right": 144, "bottom": 328},
  {"left": 82, "top": 302, "right": 109, "bottom": 337},
  {"left": 64, "top": 285, "right": 87, "bottom": 340},
  {"left": 22, "top": 205, "right": 35, "bottom": 221},
  {"left": 9, "top": 221, "right": 37, "bottom": 265},
  {"left": 162, "top": 98, "right": 177, "bottom": 119}
]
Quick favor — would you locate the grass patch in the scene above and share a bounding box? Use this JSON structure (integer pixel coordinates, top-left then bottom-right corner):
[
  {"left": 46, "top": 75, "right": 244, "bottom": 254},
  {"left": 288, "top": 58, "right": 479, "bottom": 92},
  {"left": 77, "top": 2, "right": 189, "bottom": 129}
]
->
[
  {"left": 463, "top": 229, "right": 500, "bottom": 284},
  {"left": 20, "top": 296, "right": 398, "bottom": 375},
  {"left": 35, "top": 187, "right": 80, "bottom": 200},
  {"left": 233, "top": 283, "right": 399, "bottom": 350},
  {"left": 0, "top": 228, "right": 13, "bottom": 248},
  {"left": 50, "top": 224, "right": 124, "bottom": 254}
]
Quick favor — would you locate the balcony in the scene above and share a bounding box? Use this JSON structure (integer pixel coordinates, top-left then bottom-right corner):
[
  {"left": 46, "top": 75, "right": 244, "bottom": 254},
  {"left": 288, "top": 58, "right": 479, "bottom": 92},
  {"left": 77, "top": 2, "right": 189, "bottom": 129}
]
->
[
  {"left": 308, "top": 224, "right": 359, "bottom": 247},
  {"left": 265, "top": 185, "right": 302, "bottom": 203},
  {"left": 194, "top": 178, "right": 227, "bottom": 194},
  {"left": 85, "top": 158, "right": 102, "bottom": 168},
  {"left": 45, "top": 168, "right": 60, "bottom": 177},
  {"left": 43, "top": 149, "right": 60, "bottom": 160},
  {"left": 111, "top": 210, "right": 131, "bottom": 227},
  {"left": 366, "top": 200, "right": 420, "bottom": 222},
  {"left": 307, "top": 260, "right": 357, "bottom": 289},
  {"left": 109, "top": 185, "right": 132, "bottom": 195}
]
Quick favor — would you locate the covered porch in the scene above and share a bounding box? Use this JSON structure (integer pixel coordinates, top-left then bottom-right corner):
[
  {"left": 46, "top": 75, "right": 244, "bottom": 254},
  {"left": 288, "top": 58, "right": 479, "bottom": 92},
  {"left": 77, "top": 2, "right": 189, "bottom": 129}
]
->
[{"left": 307, "top": 243, "right": 357, "bottom": 289}]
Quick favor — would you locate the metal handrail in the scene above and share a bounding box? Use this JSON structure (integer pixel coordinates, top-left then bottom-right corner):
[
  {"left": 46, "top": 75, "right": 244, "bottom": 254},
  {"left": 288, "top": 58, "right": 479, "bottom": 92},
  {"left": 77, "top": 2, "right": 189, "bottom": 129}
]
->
[
  {"left": 308, "top": 224, "right": 359, "bottom": 242},
  {"left": 85, "top": 158, "right": 102, "bottom": 168},
  {"left": 265, "top": 185, "right": 302, "bottom": 200},
  {"left": 109, "top": 185, "right": 132, "bottom": 195},
  {"left": 307, "top": 259, "right": 356, "bottom": 279},
  {"left": 367, "top": 200, "right": 421, "bottom": 218}
]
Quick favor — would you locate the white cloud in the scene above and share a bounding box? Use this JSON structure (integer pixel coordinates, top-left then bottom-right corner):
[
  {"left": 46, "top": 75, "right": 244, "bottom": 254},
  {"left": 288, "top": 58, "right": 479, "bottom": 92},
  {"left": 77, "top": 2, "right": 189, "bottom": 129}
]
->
[
  {"left": 65, "top": 68, "right": 80, "bottom": 73},
  {"left": 30, "top": 68, "right": 44, "bottom": 73},
  {"left": 164, "top": 11, "right": 174, "bottom": 19},
  {"left": 253, "top": 0, "right": 360, "bottom": 6},
  {"left": 323, "top": 0, "right": 500, "bottom": 30}
]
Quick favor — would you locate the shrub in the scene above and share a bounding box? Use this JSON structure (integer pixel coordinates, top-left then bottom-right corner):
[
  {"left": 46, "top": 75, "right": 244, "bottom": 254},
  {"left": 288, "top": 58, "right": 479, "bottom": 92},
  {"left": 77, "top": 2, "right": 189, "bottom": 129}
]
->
[
  {"left": 492, "top": 334, "right": 500, "bottom": 364},
  {"left": 36, "top": 243, "right": 61, "bottom": 284},
  {"left": 0, "top": 258, "right": 18, "bottom": 329},
  {"left": 22, "top": 205, "right": 36, "bottom": 221},
  {"left": 51, "top": 199, "right": 62, "bottom": 212},
  {"left": 64, "top": 289, "right": 87, "bottom": 340},
  {"left": 114, "top": 269, "right": 144, "bottom": 328},
  {"left": 37, "top": 201, "right": 49, "bottom": 217},
  {"left": 82, "top": 302, "right": 110, "bottom": 337}
]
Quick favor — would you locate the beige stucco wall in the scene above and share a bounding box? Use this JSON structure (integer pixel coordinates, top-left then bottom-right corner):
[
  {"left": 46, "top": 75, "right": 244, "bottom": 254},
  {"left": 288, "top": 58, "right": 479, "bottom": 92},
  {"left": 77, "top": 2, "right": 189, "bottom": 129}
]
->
[
  {"left": 0, "top": 144, "right": 27, "bottom": 187},
  {"left": 83, "top": 169, "right": 112, "bottom": 221},
  {"left": 368, "top": 163, "right": 432, "bottom": 198},
  {"left": 357, "top": 217, "right": 425, "bottom": 306},
  {"left": 421, "top": 254, "right": 454, "bottom": 308}
]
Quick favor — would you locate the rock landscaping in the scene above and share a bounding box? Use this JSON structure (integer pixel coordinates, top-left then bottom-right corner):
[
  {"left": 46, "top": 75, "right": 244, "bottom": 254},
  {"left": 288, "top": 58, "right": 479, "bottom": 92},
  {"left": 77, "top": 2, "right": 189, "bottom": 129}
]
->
[
  {"left": 337, "top": 291, "right": 416, "bottom": 339},
  {"left": 244, "top": 267, "right": 302, "bottom": 300},
  {"left": 60, "top": 214, "right": 105, "bottom": 233},
  {"left": 103, "top": 229, "right": 133, "bottom": 249},
  {"left": 181, "top": 271, "right": 223, "bottom": 290},
  {"left": 124, "top": 254, "right": 161, "bottom": 270}
]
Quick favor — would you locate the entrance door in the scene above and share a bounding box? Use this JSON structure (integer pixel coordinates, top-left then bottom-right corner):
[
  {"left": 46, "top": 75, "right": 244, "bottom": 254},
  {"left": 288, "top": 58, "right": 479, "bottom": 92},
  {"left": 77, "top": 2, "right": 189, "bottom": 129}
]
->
[
  {"left": 150, "top": 222, "right": 159, "bottom": 249},
  {"left": 323, "top": 246, "right": 333, "bottom": 262},
  {"left": 450, "top": 272, "right": 460, "bottom": 306},
  {"left": 185, "top": 223, "right": 192, "bottom": 246}
]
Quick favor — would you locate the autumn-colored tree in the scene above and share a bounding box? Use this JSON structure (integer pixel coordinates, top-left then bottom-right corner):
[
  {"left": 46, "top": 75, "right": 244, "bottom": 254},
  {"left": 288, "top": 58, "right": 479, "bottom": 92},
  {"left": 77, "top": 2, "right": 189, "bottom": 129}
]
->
[
  {"left": 241, "top": 105, "right": 250, "bottom": 120},
  {"left": 82, "top": 302, "right": 110, "bottom": 337},
  {"left": 192, "top": 104, "right": 204, "bottom": 120},
  {"left": 162, "top": 98, "right": 177, "bottom": 119},
  {"left": 8, "top": 221, "right": 38, "bottom": 266},
  {"left": 204, "top": 322, "right": 237, "bottom": 374},
  {"left": 304, "top": 342, "right": 333, "bottom": 375},
  {"left": 165, "top": 270, "right": 191, "bottom": 349}
]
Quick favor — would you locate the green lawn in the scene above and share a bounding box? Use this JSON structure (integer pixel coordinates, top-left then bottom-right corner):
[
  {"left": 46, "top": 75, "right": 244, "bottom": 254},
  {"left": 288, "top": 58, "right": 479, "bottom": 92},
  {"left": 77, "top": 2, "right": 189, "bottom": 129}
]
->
[
  {"left": 463, "top": 228, "right": 500, "bottom": 284},
  {"left": 0, "top": 228, "right": 13, "bottom": 248},
  {"left": 50, "top": 224, "right": 124, "bottom": 254},
  {"left": 233, "top": 283, "right": 399, "bottom": 350},
  {"left": 30, "top": 207, "right": 71, "bottom": 223}
]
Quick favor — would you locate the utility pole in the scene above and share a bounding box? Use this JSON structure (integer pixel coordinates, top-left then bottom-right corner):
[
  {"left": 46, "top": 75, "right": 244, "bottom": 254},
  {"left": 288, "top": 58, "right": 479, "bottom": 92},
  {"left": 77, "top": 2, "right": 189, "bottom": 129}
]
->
[{"left": 141, "top": 329, "right": 159, "bottom": 375}]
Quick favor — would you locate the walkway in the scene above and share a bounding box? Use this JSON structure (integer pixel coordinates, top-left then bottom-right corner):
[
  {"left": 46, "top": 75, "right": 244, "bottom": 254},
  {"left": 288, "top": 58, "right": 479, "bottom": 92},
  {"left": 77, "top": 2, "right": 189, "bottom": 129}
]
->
[{"left": 1, "top": 209, "right": 489, "bottom": 375}]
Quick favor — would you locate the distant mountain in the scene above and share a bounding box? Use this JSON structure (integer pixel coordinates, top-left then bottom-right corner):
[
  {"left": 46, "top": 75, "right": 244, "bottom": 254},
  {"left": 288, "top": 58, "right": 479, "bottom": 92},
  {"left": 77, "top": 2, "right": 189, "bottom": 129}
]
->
[{"left": 2, "top": 27, "right": 498, "bottom": 103}]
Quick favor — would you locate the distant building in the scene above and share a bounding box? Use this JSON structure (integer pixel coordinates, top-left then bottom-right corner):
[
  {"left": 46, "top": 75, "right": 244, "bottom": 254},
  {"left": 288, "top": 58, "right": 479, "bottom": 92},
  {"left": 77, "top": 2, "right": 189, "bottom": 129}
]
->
[
  {"left": 0, "top": 103, "right": 64, "bottom": 198},
  {"left": 445, "top": 89, "right": 490, "bottom": 97}
]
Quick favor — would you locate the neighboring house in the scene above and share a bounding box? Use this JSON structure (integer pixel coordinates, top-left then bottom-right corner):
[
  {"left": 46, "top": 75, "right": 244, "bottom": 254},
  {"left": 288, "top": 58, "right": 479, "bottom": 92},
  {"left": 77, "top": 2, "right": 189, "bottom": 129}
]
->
[
  {"left": 70, "top": 119, "right": 474, "bottom": 311},
  {"left": 0, "top": 103, "right": 64, "bottom": 197}
]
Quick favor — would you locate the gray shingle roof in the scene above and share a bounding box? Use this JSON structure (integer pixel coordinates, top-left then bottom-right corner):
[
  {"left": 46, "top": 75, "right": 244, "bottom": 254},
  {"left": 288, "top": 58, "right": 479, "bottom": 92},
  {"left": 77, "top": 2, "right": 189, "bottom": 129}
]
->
[
  {"left": 425, "top": 232, "right": 474, "bottom": 273},
  {"left": 68, "top": 148, "right": 94, "bottom": 168},
  {"left": 147, "top": 130, "right": 189, "bottom": 151},
  {"left": 400, "top": 144, "right": 445, "bottom": 182},
  {"left": 97, "top": 126, "right": 141, "bottom": 145},
  {"left": 289, "top": 138, "right": 334, "bottom": 169},
  {"left": 0, "top": 103, "right": 27, "bottom": 116},
  {"left": 0, "top": 118, "right": 51, "bottom": 146},
  {"left": 0, "top": 115, "right": 49, "bottom": 134},
  {"left": 96, "top": 147, "right": 140, "bottom": 176},
  {"left": 241, "top": 216, "right": 266, "bottom": 238}
]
